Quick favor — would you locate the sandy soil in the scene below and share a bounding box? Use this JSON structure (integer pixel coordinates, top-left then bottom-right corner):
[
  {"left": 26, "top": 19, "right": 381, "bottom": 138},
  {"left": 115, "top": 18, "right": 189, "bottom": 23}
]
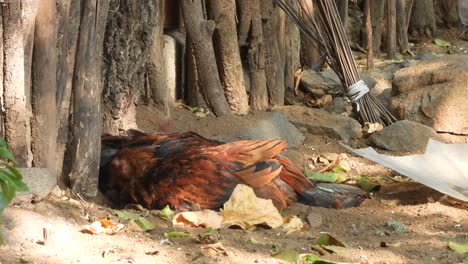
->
[{"left": 1, "top": 30, "right": 467, "bottom": 264}]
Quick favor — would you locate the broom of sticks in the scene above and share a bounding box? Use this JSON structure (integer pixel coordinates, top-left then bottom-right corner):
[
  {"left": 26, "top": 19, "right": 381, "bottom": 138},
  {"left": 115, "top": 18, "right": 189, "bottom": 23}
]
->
[{"left": 276, "top": 0, "right": 397, "bottom": 126}]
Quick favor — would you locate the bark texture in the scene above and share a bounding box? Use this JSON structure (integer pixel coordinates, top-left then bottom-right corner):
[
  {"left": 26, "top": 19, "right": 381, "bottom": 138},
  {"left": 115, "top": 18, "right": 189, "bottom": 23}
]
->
[
  {"left": 387, "top": 0, "right": 396, "bottom": 59},
  {"left": 103, "top": 0, "right": 159, "bottom": 133},
  {"left": 2, "top": 2, "right": 36, "bottom": 166},
  {"left": 283, "top": 0, "right": 301, "bottom": 91},
  {"left": 148, "top": 0, "right": 170, "bottom": 116},
  {"left": 31, "top": 0, "right": 58, "bottom": 170},
  {"left": 261, "top": 0, "right": 285, "bottom": 106},
  {"left": 209, "top": 0, "right": 249, "bottom": 115},
  {"left": 370, "top": 0, "right": 385, "bottom": 53},
  {"left": 69, "top": 0, "right": 110, "bottom": 197},
  {"left": 396, "top": 0, "right": 410, "bottom": 53},
  {"left": 238, "top": 0, "right": 268, "bottom": 110},
  {"left": 181, "top": 0, "right": 231, "bottom": 116},
  {"left": 409, "top": 0, "right": 436, "bottom": 37}
]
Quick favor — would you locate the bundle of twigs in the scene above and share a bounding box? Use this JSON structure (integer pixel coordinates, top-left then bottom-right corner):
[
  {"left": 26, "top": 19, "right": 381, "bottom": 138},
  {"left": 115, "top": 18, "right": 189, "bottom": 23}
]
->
[{"left": 276, "top": 0, "right": 397, "bottom": 126}]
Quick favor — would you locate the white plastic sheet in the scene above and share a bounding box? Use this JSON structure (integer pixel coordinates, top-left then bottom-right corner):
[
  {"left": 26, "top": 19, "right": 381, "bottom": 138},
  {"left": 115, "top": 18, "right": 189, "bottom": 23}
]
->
[{"left": 342, "top": 139, "right": 468, "bottom": 201}]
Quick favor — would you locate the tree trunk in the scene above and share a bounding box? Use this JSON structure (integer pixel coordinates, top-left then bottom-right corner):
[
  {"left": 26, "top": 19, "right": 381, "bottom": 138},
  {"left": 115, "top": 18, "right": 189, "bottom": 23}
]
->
[
  {"left": 103, "top": 1, "right": 159, "bottom": 133},
  {"left": 434, "top": 0, "right": 460, "bottom": 27},
  {"left": 364, "top": 0, "right": 373, "bottom": 69},
  {"left": 409, "top": 0, "right": 436, "bottom": 37},
  {"left": 396, "top": 0, "right": 410, "bottom": 54},
  {"left": 370, "top": 0, "right": 385, "bottom": 53},
  {"left": 387, "top": 0, "right": 397, "bottom": 59},
  {"left": 261, "top": 0, "right": 285, "bottom": 106},
  {"left": 283, "top": 0, "right": 301, "bottom": 91},
  {"left": 0, "top": 11, "right": 4, "bottom": 139},
  {"left": 69, "top": 0, "right": 110, "bottom": 197},
  {"left": 31, "top": 0, "right": 58, "bottom": 170},
  {"left": 2, "top": 2, "right": 36, "bottom": 166},
  {"left": 208, "top": 0, "right": 249, "bottom": 115},
  {"left": 238, "top": 0, "right": 269, "bottom": 110},
  {"left": 185, "top": 37, "right": 206, "bottom": 108},
  {"left": 181, "top": 0, "right": 231, "bottom": 116},
  {"left": 56, "top": 0, "right": 81, "bottom": 185},
  {"left": 148, "top": 0, "right": 170, "bottom": 116},
  {"left": 336, "top": 0, "right": 349, "bottom": 27}
]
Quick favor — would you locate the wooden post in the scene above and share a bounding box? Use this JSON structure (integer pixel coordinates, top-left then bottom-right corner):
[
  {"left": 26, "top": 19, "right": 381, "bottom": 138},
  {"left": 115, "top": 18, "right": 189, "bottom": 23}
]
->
[
  {"left": 208, "top": 0, "right": 249, "bottom": 114},
  {"left": 181, "top": 0, "right": 231, "bottom": 116},
  {"left": 387, "top": 0, "right": 397, "bottom": 59},
  {"left": 31, "top": 0, "right": 58, "bottom": 170},
  {"left": 396, "top": 0, "right": 410, "bottom": 54},
  {"left": 364, "top": 0, "right": 374, "bottom": 69},
  {"left": 69, "top": 0, "right": 110, "bottom": 197}
]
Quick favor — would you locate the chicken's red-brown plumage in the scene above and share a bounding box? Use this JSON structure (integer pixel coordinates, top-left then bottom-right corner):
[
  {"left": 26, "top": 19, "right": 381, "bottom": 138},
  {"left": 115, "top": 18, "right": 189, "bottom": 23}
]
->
[{"left": 100, "top": 130, "right": 366, "bottom": 210}]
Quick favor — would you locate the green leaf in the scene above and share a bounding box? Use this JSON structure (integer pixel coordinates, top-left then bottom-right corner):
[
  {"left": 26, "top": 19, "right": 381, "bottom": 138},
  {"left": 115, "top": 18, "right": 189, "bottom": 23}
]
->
[
  {"left": 272, "top": 242, "right": 282, "bottom": 250},
  {"left": 0, "top": 171, "right": 27, "bottom": 192},
  {"left": 448, "top": 241, "right": 468, "bottom": 254},
  {"left": 301, "top": 254, "right": 321, "bottom": 263},
  {"left": 158, "top": 205, "right": 174, "bottom": 221},
  {"left": 0, "top": 146, "right": 16, "bottom": 163},
  {"left": 433, "top": 38, "right": 451, "bottom": 48},
  {"left": 164, "top": 231, "right": 191, "bottom": 238},
  {"left": 0, "top": 138, "right": 7, "bottom": 148},
  {"left": 359, "top": 176, "right": 380, "bottom": 192},
  {"left": 463, "top": 257, "right": 468, "bottom": 264},
  {"left": 6, "top": 165, "right": 23, "bottom": 180},
  {"left": 272, "top": 249, "right": 299, "bottom": 263},
  {"left": 331, "top": 167, "right": 347, "bottom": 173},
  {"left": 0, "top": 181, "right": 16, "bottom": 202},
  {"left": 386, "top": 218, "right": 406, "bottom": 233},
  {"left": 134, "top": 216, "right": 155, "bottom": 232},
  {"left": 114, "top": 210, "right": 141, "bottom": 220},
  {"left": 305, "top": 170, "right": 339, "bottom": 183},
  {"left": 315, "top": 234, "right": 347, "bottom": 247},
  {"left": 0, "top": 192, "right": 10, "bottom": 213}
]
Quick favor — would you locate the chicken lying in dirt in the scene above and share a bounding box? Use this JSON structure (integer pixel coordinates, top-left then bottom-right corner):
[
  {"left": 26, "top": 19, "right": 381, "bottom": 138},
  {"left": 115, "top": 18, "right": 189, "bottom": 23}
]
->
[{"left": 99, "top": 130, "right": 367, "bottom": 211}]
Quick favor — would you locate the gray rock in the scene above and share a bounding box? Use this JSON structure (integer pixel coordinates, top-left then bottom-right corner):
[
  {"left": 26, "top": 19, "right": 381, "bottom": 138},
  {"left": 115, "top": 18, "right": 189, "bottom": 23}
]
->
[
  {"left": 300, "top": 70, "right": 341, "bottom": 95},
  {"left": 369, "top": 120, "right": 443, "bottom": 153},
  {"left": 273, "top": 105, "right": 362, "bottom": 142},
  {"left": 323, "top": 97, "right": 353, "bottom": 115},
  {"left": 215, "top": 111, "right": 305, "bottom": 148},
  {"left": 13, "top": 168, "right": 56, "bottom": 203},
  {"left": 390, "top": 55, "right": 468, "bottom": 135}
]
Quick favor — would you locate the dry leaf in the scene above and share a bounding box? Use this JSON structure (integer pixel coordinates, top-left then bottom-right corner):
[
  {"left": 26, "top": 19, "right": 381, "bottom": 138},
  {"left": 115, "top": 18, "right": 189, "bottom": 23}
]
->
[
  {"left": 362, "top": 122, "right": 384, "bottom": 135},
  {"left": 173, "top": 210, "right": 223, "bottom": 229},
  {"left": 282, "top": 216, "right": 303, "bottom": 235},
  {"left": 200, "top": 242, "right": 227, "bottom": 257},
  {"left": 293, "top": 68, "right": 304, "bottom": 95},
  {"left": 81, "top": 219, "right": 124, "bottom": 235},
  {"left": 221, "top": 184, "right": 283, "bottom": 229}
]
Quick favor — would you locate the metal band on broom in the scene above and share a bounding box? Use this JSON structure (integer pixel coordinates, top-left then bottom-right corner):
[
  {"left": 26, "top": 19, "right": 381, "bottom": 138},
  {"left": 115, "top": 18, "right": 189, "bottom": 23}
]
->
[{"left": 276, "top": 0, "right": 397, "bottom": 126}]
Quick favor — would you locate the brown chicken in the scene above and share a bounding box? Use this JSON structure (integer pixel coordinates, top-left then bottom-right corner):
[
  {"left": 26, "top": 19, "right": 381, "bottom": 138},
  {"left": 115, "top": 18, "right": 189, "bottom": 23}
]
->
[{"left": 99, "top": 130, "right": 367, "bottom": 211}]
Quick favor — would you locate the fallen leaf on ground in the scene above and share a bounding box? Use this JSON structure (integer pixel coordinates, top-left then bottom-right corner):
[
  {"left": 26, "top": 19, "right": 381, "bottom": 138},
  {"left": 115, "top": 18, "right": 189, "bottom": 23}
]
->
[
  {"left": 385, "top": 218, "right": 406, "bottom": 233},
  {"left": 433, "top": 38, "right": 451, "bottom": 48},
  {"left": 362, "top": 122, "right": 384, "bottom": 135},
  {"left": 301, "top": 253, "right": 356, "bottom": 263},
  {"left": 164, "top": 231, "right": 191, "bottom": 238},
  {"left": 359, "top": 175, "right": 380, "bottom": 192},
  {"left": 315, "top": 233, "right": 347, "bottom": 247},
  {"left": 304, "top": 170, "right": 346, "bottom": 183},
  {"left": 272, "top": 249, "right": 299, "bottom": 263},
  {"left": 221, "top": 184, "right": 283, "bottom": 229},
  {"left": 282, "top": 215, "right": 304, "bottom": 235},
  {"left": 145, "top": 250, "right": 160, "bottom": 255},
  {"left": 380, "top": 241, "right": 401, "bottom": 248},
  {"left": 134, "top": 216, "right": 155, "bottom": 232},
  {"left": 249, "top": 237, "right": 267, "bottom": 245},
  {"left": 448, "top": 241, "right": 468, "bottom": 254},
  {"left": 81, "top": 219, "right": 124, "bottom": 235},
  {"left": 114, "top": 210, "right": 140, "bottom": 220},
  {"left": 173, "top": 209, "right": 223, "bottom": 228},
  {"left": 200, "top": 242, "right": 227, "bottom": 257},
  {"left": 158, "top": 205, "right": 175, "bottom": 221}
]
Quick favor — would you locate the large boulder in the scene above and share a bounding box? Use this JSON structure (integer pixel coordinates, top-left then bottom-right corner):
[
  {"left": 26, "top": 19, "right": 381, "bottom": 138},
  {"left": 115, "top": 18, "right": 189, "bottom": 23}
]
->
[
  {"left": 369, "top": 120, "right": 443, "bottom": 153},
  {"left": 390, "top": 55, "right": 468, "bottom": 137}
]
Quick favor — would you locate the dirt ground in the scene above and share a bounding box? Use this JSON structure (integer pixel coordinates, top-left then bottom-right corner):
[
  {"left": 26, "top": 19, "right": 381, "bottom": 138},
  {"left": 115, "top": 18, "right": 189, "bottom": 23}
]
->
[{"left": 1, "top": 32, "right": 468, "bottom": 264}]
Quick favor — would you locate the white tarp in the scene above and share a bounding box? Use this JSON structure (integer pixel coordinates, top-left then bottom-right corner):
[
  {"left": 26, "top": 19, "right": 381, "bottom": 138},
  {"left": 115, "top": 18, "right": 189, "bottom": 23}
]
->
[{"left": 342, "top": 139, "right": 468, "bottom": 202}]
